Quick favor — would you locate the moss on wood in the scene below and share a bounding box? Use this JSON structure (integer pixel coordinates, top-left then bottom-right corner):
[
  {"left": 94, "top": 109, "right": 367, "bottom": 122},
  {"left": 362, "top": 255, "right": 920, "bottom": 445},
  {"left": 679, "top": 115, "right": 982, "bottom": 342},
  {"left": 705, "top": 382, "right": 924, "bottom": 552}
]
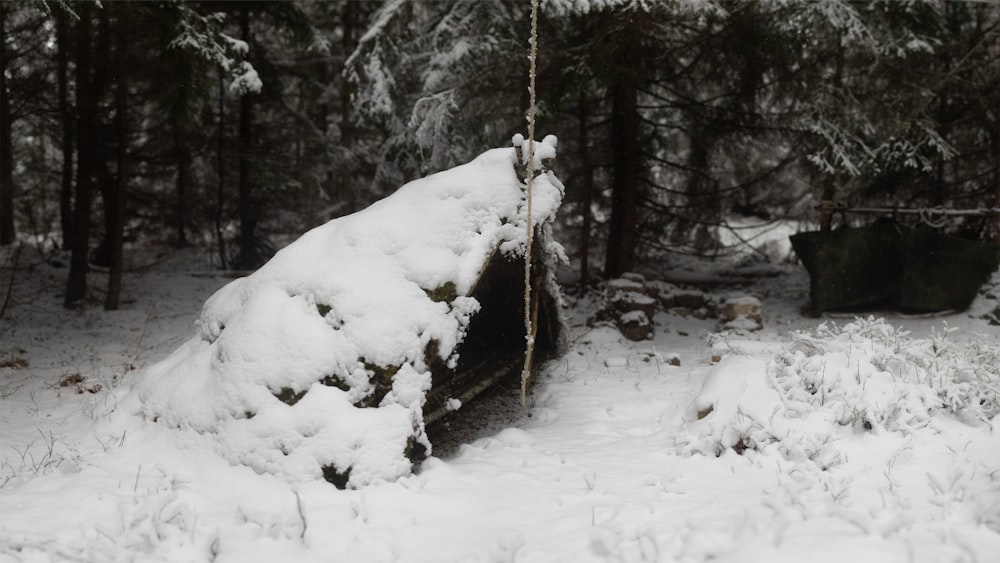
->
[
  {"left": 273, "top": 386, "right": 307, "bottom": 406},
  {"left": 425, "top": 281, "right": 457, "bottom": 303},
  {"left": 405, "top": 436, "right": 428, "bottom": 465},
  {"left": 319, "top": 374, "right": 350, "bottom": 392},
  {"left": 358, "top": 362, "right": 398, "bottom": 408},
  {"left": 322, "top": 464, "right": 351, "bottom": 490}
]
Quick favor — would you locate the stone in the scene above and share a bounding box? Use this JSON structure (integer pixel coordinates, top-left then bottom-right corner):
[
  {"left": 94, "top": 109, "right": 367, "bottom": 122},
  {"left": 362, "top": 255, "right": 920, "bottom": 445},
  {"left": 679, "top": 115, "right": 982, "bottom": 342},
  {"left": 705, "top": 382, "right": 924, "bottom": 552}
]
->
[
  {"left": 611, "top": 290, "right": 658, "bottom": 318},
  {"left": 720, "top": 296, "right": 763, "bottom": 331},
  {"left": 617, "top": 310, "right": 653, "bottom": 341},
  {"left": 620, "top": 272, "right": 646, "bottom": 284},
  {"left": 601, "top": 276, "right": 660, "bottom": 340},
  {"left": 674, "top": 292, "right": 708, "bottom": 310}
]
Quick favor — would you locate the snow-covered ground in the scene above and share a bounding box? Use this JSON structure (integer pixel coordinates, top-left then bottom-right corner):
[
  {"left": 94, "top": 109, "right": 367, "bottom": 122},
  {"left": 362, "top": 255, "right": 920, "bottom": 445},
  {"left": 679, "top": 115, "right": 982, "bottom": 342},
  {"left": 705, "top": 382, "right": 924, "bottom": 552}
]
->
[{"left": 3, "top": 237, "right": 999, "bottom": 563}]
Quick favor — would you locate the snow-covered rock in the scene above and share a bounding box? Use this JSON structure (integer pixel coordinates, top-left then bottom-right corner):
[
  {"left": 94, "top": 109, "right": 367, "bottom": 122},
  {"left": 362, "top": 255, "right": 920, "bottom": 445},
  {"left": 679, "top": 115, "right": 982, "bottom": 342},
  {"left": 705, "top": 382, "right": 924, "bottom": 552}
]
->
[{"left": 719, "top": 295, "right": 763, "bottom": 331}]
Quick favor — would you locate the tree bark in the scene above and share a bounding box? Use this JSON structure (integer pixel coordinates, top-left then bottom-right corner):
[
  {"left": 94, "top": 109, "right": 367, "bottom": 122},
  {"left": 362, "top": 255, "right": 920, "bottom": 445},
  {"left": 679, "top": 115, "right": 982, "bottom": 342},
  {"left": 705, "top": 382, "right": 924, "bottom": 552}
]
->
[
  {"left": 235, "top": 7, "right": 259, "bottom": 270},
  {"left": 577, "top": 101, "right": 594, "bottom": 286},
  {"left": 172, "top": 113, "right": 191, "bottom": 247},
  {"left": 92, "top": 152, "right": 116, "bottom": 267},
  {"left": 340, "top": 0, "right": 357, "bottom": 147},
  {"left": 56, "top": 9, "right": 74, "bottom": 250},
  {"left": 215, "top": 70, "right": 228, "bottom": 269},
  {"left": 65, "top": 2, "right": 94, "bottom": 307},
  {"left": 603, "top": 11, "right": 641, "bottom": 278},
  {"left": 91, "top": 10, "right": 116, "bottom": 268},
  {"left": 0, "top": 3, "right": 16, "bottom": 246},
  {"left": 681, "top": 116, "right": 720, "bottom": 248},
  {"left": 105, "top": 4, "right": 129, "bottom": 311}
]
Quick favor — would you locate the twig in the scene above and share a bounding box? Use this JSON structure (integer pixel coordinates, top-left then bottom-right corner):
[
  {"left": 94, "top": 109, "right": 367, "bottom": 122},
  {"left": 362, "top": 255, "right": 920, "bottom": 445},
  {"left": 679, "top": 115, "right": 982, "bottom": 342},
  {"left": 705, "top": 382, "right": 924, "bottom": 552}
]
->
[{"left": 295, "top": 490, "right": 308, "bottom": 541}]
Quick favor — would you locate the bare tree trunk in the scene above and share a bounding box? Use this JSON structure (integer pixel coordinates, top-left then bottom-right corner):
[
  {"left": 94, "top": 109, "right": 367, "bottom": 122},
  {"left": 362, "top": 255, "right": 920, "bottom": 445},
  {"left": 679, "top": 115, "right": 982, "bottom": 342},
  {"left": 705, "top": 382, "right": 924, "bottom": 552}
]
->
[
  {"left": 818, "top": 40, "right": 845, "bottom": 233},
  {"left": 603, "top": 12, "right": 641, "bottom": 278},
  {"left": 235, "top": 7, "right": 257, "bottom": 270},
  {"left": 994, "top": 52, "right": 1000, "bottom": 246},
  {"left": 236, "top": 86, "right": 256, "bottom": 268},
  {"left": 56, "top": 9, "right": 74, "bottom": 250},
  {"left": 92, "top": 153, "right": 116, "bottom": 267},
  {"left": 328, "top": 0, "right": 358, "bottom": 207},
  {"left": 577, "top": 101, "right": 593, "bottom": 285},
  {"left": 65, "top": 2, "right": 94, "bottom": 307},
  {"left": 172, "top": 114, "right": 191, "bottom": 247},
  {"left": 340, "top": 0, "right": 356, "bottom": 147},
  {"left": 105, "top": 4, "right": 129, "bottom": 311},
  {"left": 91, "top": 10, "right": 115, "bottom": 268},
  {"left": 0, "top": 3, "right": 16, "bottom": 246},
  {"left": 215, "top": 70, "right": 228, "bottom": 269},
  {"left": 680, "top": 116, "right": 720, "bottom": 249}
]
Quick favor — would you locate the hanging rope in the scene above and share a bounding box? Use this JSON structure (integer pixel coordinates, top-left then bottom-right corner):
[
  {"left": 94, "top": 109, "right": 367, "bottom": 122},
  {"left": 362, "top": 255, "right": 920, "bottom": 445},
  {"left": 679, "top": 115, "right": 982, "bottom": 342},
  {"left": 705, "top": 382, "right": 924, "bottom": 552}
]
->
[{"left": 520, "top": 0, "right": 539, "bottom": 407}]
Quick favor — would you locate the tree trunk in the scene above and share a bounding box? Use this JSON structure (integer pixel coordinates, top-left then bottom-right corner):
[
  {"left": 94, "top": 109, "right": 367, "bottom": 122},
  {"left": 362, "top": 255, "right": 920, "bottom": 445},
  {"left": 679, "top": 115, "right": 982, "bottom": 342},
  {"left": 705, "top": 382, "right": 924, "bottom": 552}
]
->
[
  {"left": 341, "top": 0, "right": 357, "bottom": 147},
  {"left": 603, "top": 12, "right": 641, "bottom": 278},
  {"left": 92, "top": 155, "right": 115, "bottom": 267},
  {"left": 172, "top": 113, "right": 191, "bottom": 247},
  {"left": 0, "top": 3, "right": 15, "bottom": 246},
  {"left": 235, "top": 7, "right": 259, "bottom": 270},
  {"left": 91, "top": 10, "right": 115, "bottom": 268},
  {"left": 215, "top": 70, "right": 228, "bottom": 269},
  {"left": 105, "top": 4, "right": 129, "bottom": 311},
  {"left": 56, "top": 9, "right": 74, "bottom": 250},
  {"left": 65, "top": 2, "right": 94, "bottom": 307},
  {"left": 577, "top": 101, "right": 594, "bottom": 286},
  {"left": 680, "top": 116, "right": 720, "bottom": 250},
  {"left": 236, "top": 92, "right": 257, "bottom": 268}
]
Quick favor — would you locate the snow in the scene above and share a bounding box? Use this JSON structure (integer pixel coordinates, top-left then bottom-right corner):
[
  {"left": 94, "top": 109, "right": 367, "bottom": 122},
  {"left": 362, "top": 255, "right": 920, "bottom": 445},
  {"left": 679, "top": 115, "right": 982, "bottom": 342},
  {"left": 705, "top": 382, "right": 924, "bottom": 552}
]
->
[
  {"left": 131, "top": 140, "right": 564, "bottom": 488},
  {"left": 3, "top": 162, "right": 1000, "bottom": 561}
]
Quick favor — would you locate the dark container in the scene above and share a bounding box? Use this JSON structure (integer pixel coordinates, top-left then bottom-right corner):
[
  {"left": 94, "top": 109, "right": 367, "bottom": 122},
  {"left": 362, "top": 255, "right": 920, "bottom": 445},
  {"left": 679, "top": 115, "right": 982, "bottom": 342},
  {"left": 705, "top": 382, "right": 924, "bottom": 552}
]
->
[
  {"left": 898, "top": 229, "right": 1000, "bottom": 312},
  {"left": 790, "top": 222, "right": 904, "bottom": 313},
  {"left": 790, "top": 223, "right": 999, "bottom": 313}
]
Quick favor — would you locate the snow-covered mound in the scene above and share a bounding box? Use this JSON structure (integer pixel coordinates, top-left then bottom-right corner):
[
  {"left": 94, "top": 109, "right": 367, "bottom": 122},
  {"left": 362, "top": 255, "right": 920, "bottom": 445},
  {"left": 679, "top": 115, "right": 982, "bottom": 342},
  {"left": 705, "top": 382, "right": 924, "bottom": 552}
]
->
[{"left": 133, "top": 137, "right": 565, "bottom": 488}]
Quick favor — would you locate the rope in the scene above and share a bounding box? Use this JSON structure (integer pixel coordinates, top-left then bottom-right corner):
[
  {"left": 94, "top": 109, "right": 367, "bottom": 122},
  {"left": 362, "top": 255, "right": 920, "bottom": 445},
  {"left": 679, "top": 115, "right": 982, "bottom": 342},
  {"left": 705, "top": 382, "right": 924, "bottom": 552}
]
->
[
  {"left": 917, "top": 208, "right": 949, "bottom": 229},
  {"left": 520, "top": 0, "right": 539, "bottom": 407}
]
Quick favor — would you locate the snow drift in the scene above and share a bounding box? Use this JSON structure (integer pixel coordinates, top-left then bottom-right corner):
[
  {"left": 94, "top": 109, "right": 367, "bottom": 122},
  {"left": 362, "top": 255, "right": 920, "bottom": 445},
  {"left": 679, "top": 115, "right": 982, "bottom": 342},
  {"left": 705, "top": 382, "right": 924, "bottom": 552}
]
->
[{"left": 133, "top": 136, "right": 566, "bottom": 488}]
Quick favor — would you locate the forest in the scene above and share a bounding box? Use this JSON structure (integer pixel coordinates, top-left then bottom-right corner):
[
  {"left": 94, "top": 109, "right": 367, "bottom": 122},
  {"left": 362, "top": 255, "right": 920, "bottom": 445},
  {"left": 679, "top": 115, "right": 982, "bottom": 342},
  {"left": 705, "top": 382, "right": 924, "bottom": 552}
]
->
[
  {"left": 4, "top": 3, "right": 1000, "bottom": 560},
  {"left": 1, "top": 0, "right": 998, "bottom": 310}
]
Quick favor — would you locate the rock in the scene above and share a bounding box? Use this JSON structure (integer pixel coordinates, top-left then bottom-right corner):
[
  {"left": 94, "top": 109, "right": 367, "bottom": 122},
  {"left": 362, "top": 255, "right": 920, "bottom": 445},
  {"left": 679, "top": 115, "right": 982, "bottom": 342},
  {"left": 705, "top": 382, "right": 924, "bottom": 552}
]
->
[
  {"left": 720, "top": 296, "right": 763, "bottom": 331},
  {"left": 601, "top": 276, "right": 659, "bottom": 340},
  {"left": 674, "top": 292, "right": 708, "bottom": 310},
  {"left": 607, "top": 277, "right": 646, "bottom": 294},
  {"left": 610, "top": 290, "right": 657, "bottom": 318},
  {"left": 620, "top": 272, "right": 646, "bottom": 284},
  {"left": 617, "top": 310, "right": 653, "bottom": 341}
]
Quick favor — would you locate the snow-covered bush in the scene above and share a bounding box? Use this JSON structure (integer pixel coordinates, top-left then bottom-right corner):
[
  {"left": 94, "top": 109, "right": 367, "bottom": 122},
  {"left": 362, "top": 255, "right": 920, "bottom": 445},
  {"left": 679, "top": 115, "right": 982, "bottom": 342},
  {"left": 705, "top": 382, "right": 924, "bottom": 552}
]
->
[
  {"left": 133, "top": 138, "right": 565, "bottom": 488},
  {"left": 781, "top": 317, "right": 1000, "bottom": 426},
  {"left": 681, "top": 317, "right": 1000, "bottom": 465}
]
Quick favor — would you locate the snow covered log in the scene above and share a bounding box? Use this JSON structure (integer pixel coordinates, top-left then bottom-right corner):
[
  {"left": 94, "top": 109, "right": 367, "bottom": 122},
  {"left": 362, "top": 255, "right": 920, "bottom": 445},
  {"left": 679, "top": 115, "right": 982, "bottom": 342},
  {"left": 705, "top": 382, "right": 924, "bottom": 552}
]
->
[{"left": 133, "top": 136, "right": 567, "bottom": 488}]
